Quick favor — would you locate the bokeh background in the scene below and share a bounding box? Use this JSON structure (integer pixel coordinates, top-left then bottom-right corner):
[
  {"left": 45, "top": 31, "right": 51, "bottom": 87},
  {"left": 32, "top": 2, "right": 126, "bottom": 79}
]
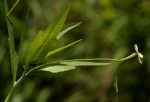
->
[{"left": 0, "top": 0, "right": 150, "bottom": 102}]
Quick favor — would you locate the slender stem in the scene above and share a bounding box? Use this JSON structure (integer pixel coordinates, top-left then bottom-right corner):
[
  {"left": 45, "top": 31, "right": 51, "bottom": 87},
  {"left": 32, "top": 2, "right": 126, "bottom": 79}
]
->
[
  {"left": 116, "top": 61, "right": 120, "bottom": 102},
  {"left": 7, "top": 0, "right": 20, "bottom": 16},
  {"left": 18, "top": 8, "right": 30, "bottom": 56},
  {"left": 119, "top": 53, "right": 137, "bottom": 62},
  {"left": 114, "top": 76, "right": 118, "bottom": 93},
  {"left": 60, "top": 58, "right": 119, "bottom": 62},
  {"left": 4, "top": 70, "right": 26, "bottom": 102},
  {"left": 4, "top": 84, "right": 15, "bottom": 102}
]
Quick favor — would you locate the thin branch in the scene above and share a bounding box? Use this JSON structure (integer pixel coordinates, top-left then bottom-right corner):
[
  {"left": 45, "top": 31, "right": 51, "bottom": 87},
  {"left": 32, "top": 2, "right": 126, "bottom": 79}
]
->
[
  {"left": 18, "top": 8, "right": 30, "bottom": 56},
  {"left": 7, "top": 0, "right": 20, "bottom": 16}
]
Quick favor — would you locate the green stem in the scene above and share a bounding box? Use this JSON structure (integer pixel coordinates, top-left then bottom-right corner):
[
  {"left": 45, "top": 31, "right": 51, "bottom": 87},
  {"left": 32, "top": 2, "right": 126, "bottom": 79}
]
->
[
  {"left": 114, "top": 61, "right": 120, "bottom": 93},
  {"left": 62, "top": 53, "right": 137, "bottom": 62},
  {"left": 18, "top": 8, "right": 30, "bottom": 57},
  {"left": 7, "top": 0, "right": 20, "bottom": 16},
  {"left": 62, "top": 58, "right": 119, "bottom": 62},
  {"left": 4, "top": 70, "right": 26, "bottom": 102},
  {"left": 119, "top": 53, "right": 137, "bottom": 62},
  {"left": 4, "top": 84, "right": 15, "bottom": 102}
]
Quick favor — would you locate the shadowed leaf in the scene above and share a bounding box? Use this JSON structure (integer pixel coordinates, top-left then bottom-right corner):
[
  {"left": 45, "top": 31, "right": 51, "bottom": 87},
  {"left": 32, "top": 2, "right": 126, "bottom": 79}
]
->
[{"left": 4, "top": 0, "right": 18, "bottom": 82}]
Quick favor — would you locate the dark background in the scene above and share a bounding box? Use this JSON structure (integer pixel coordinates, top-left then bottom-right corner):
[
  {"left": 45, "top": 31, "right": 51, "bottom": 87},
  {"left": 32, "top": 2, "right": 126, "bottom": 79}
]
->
[{"left": 0, "top": 0, "right": 149, "bottom": 102}]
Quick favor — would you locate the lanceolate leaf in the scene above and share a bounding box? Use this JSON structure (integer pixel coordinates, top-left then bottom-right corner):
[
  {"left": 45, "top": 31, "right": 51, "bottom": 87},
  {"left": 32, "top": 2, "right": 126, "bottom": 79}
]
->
[
  {"left": 59, "top": 61, "right": 110, "bottom": 66},
  {"left": 45, "top": 39, "right": 82, "bottom": 58},
  {"left": 25, "top": 63, "right": 74, "bottom": 75},
  {"left": 57, "top": 22, "right": 82, "bottom": 40},
  {"left": 25, "top": 60, "right": 111, "bottom": 75},
  {"left": 25, "top": 6, "right": 70, "bottom": 68},
  {"left": 40, "top": 65, "right": 76, "bottom": 73},
  {"left": 4, "top": 0, "right": 18, "bottom": 82}
]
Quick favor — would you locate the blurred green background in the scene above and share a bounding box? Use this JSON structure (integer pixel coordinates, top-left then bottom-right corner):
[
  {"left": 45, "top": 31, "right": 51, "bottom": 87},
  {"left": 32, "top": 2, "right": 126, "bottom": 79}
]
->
[{"left": 0, "top": 0, "right": 149, "bottom": 102}]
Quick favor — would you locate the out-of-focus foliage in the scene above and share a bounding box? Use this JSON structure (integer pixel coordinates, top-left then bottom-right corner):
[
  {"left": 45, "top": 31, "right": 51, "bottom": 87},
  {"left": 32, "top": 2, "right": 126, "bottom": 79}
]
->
[{"left": 0, "top": 0, "right": 149, "bottom": 102}]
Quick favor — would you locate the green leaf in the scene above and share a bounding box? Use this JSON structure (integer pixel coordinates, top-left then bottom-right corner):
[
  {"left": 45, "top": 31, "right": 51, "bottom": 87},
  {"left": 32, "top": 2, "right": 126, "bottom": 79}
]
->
[
  {"left": 57, "top": 22, "right": 82, "bottom": 40},
  {"left": 40, "top": 65, "right": 76, "bottom": 73},
  {"left": 25, "top": 63, "right": 76, "bottom": 75},
  {"left": 45, "top": 39, "right": 82, "bottom": 58},
  {"left": 25, "top": 60, "right": 110, "bottom": 76},
  {"left": 59, "top": 61, "right": 111, "bottom": 66},
  {"left": 67, "top": 58, "right": 117, "bottom": 61},
  {"left": 4, "top": 0, "right": 18, "bottom": 82},
  {"left": 25, "top": 5, "right": 70, "bottom": 68}
]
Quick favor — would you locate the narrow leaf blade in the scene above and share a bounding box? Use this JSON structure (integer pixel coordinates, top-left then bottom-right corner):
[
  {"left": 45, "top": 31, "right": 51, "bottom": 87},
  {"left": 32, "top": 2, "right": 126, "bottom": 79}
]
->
[
  {"left": 57, "top": 22, "right": 82, "bottom": 40},
  {"left": 45, "top": 39, "right": 82, "bottom": 58},
  {"left": 40, "top": 65, "right": 76, "bottom": 73},
  {"left": 60, "top": 61, "right": 111, "bottom": 66},
  {"left": 26, "top": 60, "right": 110, "bottom": 76},
  {"left": 4, "top": 0, "right": 18, "bottom": 82}
]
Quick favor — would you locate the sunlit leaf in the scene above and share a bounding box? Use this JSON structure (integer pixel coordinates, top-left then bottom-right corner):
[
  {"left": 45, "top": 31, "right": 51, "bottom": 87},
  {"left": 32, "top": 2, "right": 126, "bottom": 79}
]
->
[
  {"left": 40, "top": 65, "right": 76, "bottom": 73},
  {"left": 45, "top": 39, "right": 82, "bottom": 58},
  {"left": 57, "top": 22, "right": 82, "bottom": 40},
  {"left": 25, "top": 6, "right": 70, "bottom": 68}
]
